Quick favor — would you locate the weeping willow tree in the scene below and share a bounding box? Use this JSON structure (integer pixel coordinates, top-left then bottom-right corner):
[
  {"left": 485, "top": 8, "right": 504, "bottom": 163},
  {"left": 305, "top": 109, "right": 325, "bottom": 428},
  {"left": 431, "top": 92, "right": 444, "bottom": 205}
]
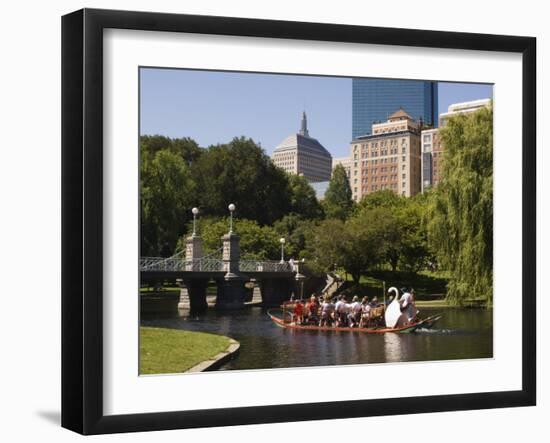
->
[{"left": 427, "top": 106, "right": 493, "bottom": 306}]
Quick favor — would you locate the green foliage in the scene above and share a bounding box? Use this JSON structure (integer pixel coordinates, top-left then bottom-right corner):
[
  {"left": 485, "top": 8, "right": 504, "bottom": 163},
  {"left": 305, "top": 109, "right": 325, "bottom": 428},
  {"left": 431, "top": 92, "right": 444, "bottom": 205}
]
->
[
  {"left": 140, "top": 146, "right": 195, "bottom": 256},
  {"left": 306, "top": 215, "right": 386, "bottom": 283},
  {"left": 354, "top": 190, "right": 430, "bottom": 273},
  {"left": 192, "top": 137, "right": 292, "bottom": 225},
  {"left": 140, "top": 135, "right": 203, "bottom": 166},
  {"left": 273, "top": 214, "right": 318, "bottom": 259},
  {"left": 140, "top": 135, "right": 325, "bottom": 258},
  {"left": 356, "top": 189, "right": 404, "bottom": 211},
  {"left": 287, "top": 174, "right": 324, "bottom": 219},
  {"left": 322, "top": 164, "right": 354, "bottom": 220},
  {"left": 193, "top": 218, "right": 280, "bottom": 260},
  {"left": 427, "top": 107, "right": 493, "bottom": 306},
  {"left": 397, "top": 200, "right": 430, "bottom": 273}
]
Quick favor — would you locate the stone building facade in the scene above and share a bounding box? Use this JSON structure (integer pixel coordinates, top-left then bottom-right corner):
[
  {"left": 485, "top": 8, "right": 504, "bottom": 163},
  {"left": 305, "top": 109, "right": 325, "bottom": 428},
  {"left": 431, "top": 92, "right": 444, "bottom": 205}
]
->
[
  {"left": 348, "top": 108, "right": 422, "bottom": 201},
  {"left": 271, "top": 112, "right": 332, "bottom": 183}
]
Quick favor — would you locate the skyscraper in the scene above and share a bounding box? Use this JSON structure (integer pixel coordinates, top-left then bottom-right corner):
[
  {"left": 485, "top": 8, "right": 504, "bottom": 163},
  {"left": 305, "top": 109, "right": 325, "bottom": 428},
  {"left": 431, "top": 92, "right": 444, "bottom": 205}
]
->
[
  {"left": 352, "top": 79, "right": 438, "bottom": 139},
  {"left": 271, "top": 112, "right": 332, "bottom": 183}
]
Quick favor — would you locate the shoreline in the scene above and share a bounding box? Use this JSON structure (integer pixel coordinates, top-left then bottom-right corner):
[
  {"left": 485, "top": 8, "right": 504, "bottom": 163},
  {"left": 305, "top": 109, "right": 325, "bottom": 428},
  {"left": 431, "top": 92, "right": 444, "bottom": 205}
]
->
[
  {"left": 187, "top": 339, "right": 240, "bottom": 372},
  {"left": 140, "top": 327, "right": 239, "bottom": 374}
]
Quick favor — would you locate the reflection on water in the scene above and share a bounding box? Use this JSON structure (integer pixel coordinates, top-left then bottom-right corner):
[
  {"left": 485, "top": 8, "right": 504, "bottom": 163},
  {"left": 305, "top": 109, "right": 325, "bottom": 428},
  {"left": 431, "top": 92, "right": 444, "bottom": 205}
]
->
[{"left": 141, "top": 306, "right": 493, "bottom": 370}]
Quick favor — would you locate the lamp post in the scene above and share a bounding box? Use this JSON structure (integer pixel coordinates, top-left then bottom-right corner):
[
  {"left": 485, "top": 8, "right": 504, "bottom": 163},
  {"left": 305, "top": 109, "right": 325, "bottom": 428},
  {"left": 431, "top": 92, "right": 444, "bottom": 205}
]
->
[
  {"left": 191, "top": 207, "right": 199, "bottom": 237},
  {"left": 295, "top": 258, "right": 306, "bottom": 300},
  {"left": 279, "top": 237, "right": 286, "bottom": 263},
  {"left": 228, "top": 203, "right": 236, "bottom": 233}
]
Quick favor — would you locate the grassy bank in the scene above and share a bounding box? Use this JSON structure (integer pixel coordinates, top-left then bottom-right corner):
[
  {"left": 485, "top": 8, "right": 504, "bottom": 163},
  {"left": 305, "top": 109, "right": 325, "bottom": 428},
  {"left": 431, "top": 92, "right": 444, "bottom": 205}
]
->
[
  {"left": 340, "top": 270, "right": 449, "bottom": 301},
  {"left": 415, "top": 299, "right": 451, "bottom": 308},
  {"left": 140, "top": 327, "right": 232, "bottom": 374}
]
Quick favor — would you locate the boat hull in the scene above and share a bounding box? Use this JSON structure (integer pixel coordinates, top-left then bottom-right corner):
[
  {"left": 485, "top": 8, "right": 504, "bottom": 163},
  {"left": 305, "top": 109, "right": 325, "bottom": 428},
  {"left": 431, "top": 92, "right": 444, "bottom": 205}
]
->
[{"left": 267, "top": 310, "right": 441, "bottom": 334}]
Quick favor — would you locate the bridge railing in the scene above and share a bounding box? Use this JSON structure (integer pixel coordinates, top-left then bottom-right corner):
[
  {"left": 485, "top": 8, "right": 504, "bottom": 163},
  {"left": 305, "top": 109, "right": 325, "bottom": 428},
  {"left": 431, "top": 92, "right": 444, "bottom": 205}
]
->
[
  {"left": 140, "top": 257, "right": 293, "bottom": 273},
  {"left": 140, "top": 257, "right": 224, "bottom": 272},
  {"left": 239, "top": 260, "right": 293, "bottom": 273}
]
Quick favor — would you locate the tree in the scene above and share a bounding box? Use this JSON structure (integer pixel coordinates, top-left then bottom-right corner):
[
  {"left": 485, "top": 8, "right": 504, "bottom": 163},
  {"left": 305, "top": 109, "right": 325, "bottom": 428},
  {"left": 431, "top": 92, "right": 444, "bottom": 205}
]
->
[
  {"left": 427, "top": 107, "right": 493, "bottom": 305},
  {"left": 355, "top": 190, "right": 405, "bottom": 271},
  {"left": 397, "top": 200, "right": 430, "bottom": 273},
  {"left": 140, "top": 135, "right": 203, "bottom": 167},
  {"left": 193, "top": 218, "right": 280, "bottom": 260},
  {"left": 306, "top": 214, "right": 386, "bottom": 284},
  {"left": 322, "top": 164, "right": 353, "bottom": 220},
  {"left": 287, "top": 174, "right": 323, "bottom": 219},
  {"left": 273, "top": 214, "right": 318, "bottom": 259},
  {"left": 192, "top": 137, "right": 292, "bottom": 225},
  {"left": 357, "top": 189, "right": 404, "bottom": 211},
  {"left": 349, "top": 192, "right": 430, "bottom": 273},
  {"left": 140, "top": 148, "right": 195, "bottom": 256}
]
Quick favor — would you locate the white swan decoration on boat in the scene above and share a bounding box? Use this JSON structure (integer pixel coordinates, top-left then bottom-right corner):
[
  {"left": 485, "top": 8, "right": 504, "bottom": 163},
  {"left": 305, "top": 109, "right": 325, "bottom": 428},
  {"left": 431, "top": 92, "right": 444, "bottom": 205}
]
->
[{"left": 384, "top": 287, "right": 403, "bottom": 329}]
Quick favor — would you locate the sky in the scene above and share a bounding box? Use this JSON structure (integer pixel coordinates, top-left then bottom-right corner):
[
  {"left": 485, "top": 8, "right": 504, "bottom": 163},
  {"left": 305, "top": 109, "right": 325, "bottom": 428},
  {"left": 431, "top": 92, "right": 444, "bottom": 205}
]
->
[{"left": 140, "top": 68, "right": 493, "bottom": 158}]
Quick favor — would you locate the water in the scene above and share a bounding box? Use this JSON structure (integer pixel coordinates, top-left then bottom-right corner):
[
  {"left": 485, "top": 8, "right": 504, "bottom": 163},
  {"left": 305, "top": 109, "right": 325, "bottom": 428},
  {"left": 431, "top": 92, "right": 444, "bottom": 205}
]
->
[{"left": 141, "top": 306, "right": 493, "bottom": 370}]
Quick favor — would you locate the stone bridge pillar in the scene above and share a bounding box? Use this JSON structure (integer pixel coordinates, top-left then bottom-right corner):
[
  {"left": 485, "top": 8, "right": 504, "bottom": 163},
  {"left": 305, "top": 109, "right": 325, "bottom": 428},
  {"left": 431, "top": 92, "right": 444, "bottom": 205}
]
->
[
  {"left": 178, "top": 278, "right": 209, "bottom": 313},
  {"left": 216, "top": 231, "right": 247, "bottom": 309},
  {"left": 185, "top": 234, "right": 203, "bottom": 271}
]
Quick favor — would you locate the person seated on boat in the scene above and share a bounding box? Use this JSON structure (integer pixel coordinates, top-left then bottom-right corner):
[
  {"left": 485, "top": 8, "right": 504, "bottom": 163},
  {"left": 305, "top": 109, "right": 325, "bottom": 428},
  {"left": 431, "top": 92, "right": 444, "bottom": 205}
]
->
[
  {"left": 369, "top": 296, "right": 380, "bottom": 308},
  {"left": 358, "top": 296, "right": 371, "bottom": 328},
  {"left": 319, "top": 297, "right": 334, "bottom": 327},
  {"left": 348, "top": 295, "right": 362, "bottom": 327},
  {"left": 398, "top": 287, "right": 417, "bottom": 325},
  {"left": 293, "top": 299, "right": 304, "bottom": 325},
  {"left": 408, "top": 289, "right": 419, "bottom": 322},
  {"left": 306, "top": 295, "right": 319, "bottom": 324},
  {"left": 344, "top": 297, "right": 352, "bottom": 326},
  {"left": 334, "top": 295, "right": 348, "bottom": 327}
]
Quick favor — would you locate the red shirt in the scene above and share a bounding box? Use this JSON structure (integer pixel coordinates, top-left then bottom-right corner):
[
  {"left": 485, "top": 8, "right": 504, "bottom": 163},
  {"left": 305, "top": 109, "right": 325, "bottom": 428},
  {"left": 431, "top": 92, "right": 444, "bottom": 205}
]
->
[
  {"left": 294, "top": 302, "right": 304, "bottom": 315},
  {"left": 308, "top": 301, "right": 318, "bottom": 314}
]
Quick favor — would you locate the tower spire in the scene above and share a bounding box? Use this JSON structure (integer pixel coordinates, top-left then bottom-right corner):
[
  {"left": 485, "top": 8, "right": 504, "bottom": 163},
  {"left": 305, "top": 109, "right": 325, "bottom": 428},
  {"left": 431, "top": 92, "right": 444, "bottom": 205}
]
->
[{"left": 299, "top": 111, "right": 309, "bottom": 137}]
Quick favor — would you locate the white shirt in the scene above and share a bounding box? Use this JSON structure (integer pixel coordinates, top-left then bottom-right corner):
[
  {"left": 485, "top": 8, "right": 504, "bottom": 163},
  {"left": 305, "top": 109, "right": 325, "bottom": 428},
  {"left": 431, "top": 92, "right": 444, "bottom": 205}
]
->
[
  {"left": 289, "top": 259, "right": 296, "bottom": 271},
  {"left": 351, "top": 301, "right": 362, "bottom": 313},
  {"left": 335, "top": 300, "right": 345, "bottom": 313},
  {"left": 400, "top": 292, "right": 417, "bottom": 322},
  {"left": 400, "top": 292, "right": 413, "bottom": 307}
]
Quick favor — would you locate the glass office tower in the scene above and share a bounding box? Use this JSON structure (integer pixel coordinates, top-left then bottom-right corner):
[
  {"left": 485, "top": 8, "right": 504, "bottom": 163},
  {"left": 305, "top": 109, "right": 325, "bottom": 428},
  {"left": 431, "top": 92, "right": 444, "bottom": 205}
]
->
[{"left": 352, "top": 79, "right": 438, "bottom": 138}]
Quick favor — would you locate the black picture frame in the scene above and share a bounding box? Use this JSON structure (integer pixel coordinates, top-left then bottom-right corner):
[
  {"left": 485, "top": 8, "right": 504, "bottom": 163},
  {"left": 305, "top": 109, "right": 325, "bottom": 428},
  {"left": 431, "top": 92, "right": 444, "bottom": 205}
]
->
[{"left": 62, "top": 8, "right": 536, "bottom": 435}]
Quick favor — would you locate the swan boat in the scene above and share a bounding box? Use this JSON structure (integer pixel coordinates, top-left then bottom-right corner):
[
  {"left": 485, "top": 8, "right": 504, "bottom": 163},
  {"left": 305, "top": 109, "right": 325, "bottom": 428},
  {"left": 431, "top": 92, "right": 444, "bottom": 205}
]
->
[
  {"left": 268, "top": 287, "right": 442, "bottom": 334},
  {"left": 267, "top": 310, "right": 442, "bottom": 334}
]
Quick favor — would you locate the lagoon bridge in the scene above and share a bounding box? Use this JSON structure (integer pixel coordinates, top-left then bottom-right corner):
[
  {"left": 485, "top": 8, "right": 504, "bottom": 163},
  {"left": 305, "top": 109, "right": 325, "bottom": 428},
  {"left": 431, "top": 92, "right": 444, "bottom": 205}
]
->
[{"left": 140, "top": 205, "right": 305, "bottom": 312}]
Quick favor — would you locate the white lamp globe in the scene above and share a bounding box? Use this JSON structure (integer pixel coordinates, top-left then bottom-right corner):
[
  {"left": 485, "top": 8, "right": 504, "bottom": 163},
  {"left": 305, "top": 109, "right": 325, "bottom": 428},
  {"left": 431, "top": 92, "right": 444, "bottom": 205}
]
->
[
  {"left": 228, "top": 203, "right": 236, "bottom": 212},
  {"left": 280, "top": 238, "right": 286, "bottom": 244},
  {"left": 191, "top": 207, "right": 199, "bottom": 215}
]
